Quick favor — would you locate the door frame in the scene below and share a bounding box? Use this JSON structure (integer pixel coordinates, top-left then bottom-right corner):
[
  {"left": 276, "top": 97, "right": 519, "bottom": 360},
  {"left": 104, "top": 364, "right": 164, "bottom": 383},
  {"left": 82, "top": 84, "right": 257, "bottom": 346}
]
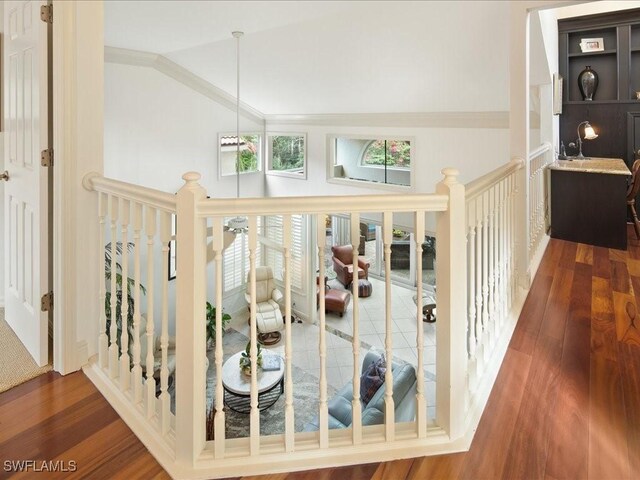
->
[{"left": 51, "top": 1, "right": 103, "bottom": 374}]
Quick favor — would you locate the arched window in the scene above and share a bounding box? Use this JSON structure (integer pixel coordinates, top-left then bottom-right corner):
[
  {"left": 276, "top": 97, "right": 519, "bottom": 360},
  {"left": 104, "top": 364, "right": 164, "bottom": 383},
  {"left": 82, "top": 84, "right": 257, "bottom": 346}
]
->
[{"left": 361, "top": 140, "right": 411, "bottom": 169}]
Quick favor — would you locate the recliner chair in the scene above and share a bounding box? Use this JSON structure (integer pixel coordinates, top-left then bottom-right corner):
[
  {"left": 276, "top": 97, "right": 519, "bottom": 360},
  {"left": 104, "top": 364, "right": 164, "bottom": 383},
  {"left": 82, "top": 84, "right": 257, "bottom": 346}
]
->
[{"left": 244, "top": 266, "right": 284, "bottom": 345}]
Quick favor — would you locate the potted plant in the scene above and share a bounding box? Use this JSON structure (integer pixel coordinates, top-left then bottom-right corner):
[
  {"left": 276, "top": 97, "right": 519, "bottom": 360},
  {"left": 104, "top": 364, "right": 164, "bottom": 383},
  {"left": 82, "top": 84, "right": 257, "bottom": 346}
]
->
[
  {"left": 205, "top": 301, "right": 231, "bottom": 348},
  {"left": 105, "top": 242, "right": 146, "bottom": 360},
  {"left": 238, "top": 341, "right": 262, "bottom": 376}
]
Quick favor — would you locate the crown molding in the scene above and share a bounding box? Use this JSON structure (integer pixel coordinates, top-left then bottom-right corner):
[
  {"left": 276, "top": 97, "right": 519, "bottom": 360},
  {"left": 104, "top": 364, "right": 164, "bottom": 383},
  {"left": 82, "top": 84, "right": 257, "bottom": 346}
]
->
[
  {"left": 264, "top": 111, "right": 509, "bottom": 129},
  {"left": 104, "top": 46, "right": 265, "bottom": 125}
]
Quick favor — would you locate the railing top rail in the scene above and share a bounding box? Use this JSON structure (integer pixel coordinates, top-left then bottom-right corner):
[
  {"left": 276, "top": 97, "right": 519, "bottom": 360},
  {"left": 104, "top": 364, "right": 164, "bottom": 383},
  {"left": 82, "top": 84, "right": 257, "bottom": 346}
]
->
[
  {"left": 464, "top": 158, "right": 524, "bottom": 202},
  {"left": 197, "top": 193, "right": 449, "bottom": 217},
  {"left": 82, "top": 173, "right": 177, "bottom": 213},
  {"left": 528, "top": 142, "right": 552, "bottom": 161}
]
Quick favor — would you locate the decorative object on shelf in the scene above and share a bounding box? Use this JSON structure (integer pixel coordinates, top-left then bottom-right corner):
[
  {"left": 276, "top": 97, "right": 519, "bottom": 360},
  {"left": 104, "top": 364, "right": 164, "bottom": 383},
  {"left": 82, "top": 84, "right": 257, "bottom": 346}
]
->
[
  {"left": 553, "top": 72, "right": 563, "bottom": 115},
  {"left": 238, "top": 341, "right": 263, "bottom": 376},
  {"left": 636, "top": 91, "right": 640, "bottom": 100},
  {"left": 578, "top": 65, "right": 599, "bottom": 101},
  {"left": 205, "top": 301, "right": 231, "bottom": 349},
  {"left": 569, "top": 120, "right": 599, "bottom": 159},
  {"left": 579, "top": 37, "right": 604, "bottom": 53}
]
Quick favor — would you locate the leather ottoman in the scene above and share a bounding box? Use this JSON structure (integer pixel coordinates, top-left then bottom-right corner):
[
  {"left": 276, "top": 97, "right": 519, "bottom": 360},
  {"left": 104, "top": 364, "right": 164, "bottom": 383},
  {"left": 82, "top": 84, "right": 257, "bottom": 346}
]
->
[
  {"left": 324, "top": 289, "right": 351, "bottom": 317},
  {"left": 357, "top": 279, "right": 372, "bottom": 298}
]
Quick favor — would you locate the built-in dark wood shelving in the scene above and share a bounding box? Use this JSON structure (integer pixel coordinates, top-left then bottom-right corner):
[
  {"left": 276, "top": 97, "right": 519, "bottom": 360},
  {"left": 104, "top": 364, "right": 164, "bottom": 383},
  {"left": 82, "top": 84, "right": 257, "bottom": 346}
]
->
[
  {"left": 567, "top": 49, "right": 617, "bottom": 57},
  {"left": 559, "top": 8, "right": 640, "bottom": 174}
]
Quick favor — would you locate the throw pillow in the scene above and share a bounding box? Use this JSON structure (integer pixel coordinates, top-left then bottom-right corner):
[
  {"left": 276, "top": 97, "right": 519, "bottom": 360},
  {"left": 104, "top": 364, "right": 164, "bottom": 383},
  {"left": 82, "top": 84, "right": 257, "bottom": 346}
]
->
[{"left": 360, "top": 355, "right": 386, "bottom": 405}]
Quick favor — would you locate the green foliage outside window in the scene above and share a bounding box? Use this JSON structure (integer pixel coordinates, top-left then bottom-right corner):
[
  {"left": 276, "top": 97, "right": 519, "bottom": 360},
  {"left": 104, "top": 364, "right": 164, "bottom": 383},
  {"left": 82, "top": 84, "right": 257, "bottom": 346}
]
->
[
  {"left": 270, "top": 135, "right": 304, "bottom": 171},
  {"left": 237, "top": 135, "right": 259, "bottom": 172},
  {"left": 362, "top": 140, "right": 411, "bottom": 168}
]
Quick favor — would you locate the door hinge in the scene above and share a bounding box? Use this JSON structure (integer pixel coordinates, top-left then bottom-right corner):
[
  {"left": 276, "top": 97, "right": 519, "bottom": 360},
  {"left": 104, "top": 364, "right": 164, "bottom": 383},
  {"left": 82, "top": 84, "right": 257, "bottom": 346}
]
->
[
  {"left": 41, "top": 292, "right": 53, "bottom": 312},
  {"left": 40, "top": 4, "right": 52, "bottom": 24},
  {"left": 41, "top": 148, "right": 53, "bottom": 167}
]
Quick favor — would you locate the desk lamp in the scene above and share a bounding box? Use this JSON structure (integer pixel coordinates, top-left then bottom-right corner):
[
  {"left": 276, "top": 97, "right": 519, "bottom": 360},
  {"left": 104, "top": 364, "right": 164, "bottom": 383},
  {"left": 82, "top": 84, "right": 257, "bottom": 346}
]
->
[{"left": 573, "top": 121, "right": 598, "bottom": 158}]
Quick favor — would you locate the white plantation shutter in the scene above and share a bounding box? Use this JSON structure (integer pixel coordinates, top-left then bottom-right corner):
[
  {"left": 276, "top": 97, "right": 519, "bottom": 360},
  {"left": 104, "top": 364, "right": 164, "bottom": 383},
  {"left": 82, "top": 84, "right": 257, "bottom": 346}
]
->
[
  {"left": 264, "top": 215, "right": 304, "bottom": 291},
  {"left": 223, "top": 218, "right": 262, "bottom": 292}
]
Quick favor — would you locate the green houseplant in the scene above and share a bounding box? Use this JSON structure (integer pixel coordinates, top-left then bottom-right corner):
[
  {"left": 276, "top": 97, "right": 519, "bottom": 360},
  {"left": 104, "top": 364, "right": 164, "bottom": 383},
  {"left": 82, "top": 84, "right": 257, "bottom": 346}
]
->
[
  {"left": 238, "top": 341, "right": 263, "bottom": 376},
  {"left": 205, "top": 301, "right": 231, "bottom": 346},
  {"left": 104, "top": 242, "right": 146, "bottom": 358}
]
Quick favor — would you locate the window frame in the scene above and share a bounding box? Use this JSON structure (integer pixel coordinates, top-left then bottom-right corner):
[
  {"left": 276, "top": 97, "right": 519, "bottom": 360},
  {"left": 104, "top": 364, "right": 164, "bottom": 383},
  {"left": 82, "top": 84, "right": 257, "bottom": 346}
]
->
[
  {"left": 218, "top": 132, "right": 263, "bottom": 178},
  {"left": 266, "top": 132, "right": 307, "bottom": 180},
  {"left": 326, "top": 134, "right": 415, "bottom": 191}
]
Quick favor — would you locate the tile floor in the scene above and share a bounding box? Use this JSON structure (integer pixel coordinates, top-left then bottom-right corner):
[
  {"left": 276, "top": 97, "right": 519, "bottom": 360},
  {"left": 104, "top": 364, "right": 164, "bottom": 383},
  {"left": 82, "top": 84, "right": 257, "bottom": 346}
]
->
[{"left": 231, "top": 276, "right": 437, "bottom": 424}]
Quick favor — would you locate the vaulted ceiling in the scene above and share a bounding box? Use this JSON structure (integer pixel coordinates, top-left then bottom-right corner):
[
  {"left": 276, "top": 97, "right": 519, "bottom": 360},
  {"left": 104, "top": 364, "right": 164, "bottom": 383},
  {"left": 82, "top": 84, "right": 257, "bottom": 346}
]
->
[{"left": 105, "top": 1, "right": 511, "bottom": 115}]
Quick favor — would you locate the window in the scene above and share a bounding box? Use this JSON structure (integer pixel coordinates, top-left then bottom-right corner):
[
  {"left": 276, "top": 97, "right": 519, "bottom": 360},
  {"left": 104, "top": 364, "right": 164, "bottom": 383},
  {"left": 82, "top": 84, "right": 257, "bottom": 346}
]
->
[
  {"left": 263, "top": 215, "right": 305, "bottom": 291},
  {"left": 328, "top": 135, "right": 413, "bottom": 188},
  {"left": 361, "top": 140, "right": 411, "bottom": 169},
  {"left": 223, "top": 225, "right": 262, "bottom": 293},
  {"left": 219, "top": 134, "right": 262, "bottom": 176},
  {"left": 267, "top": 134, "right": 306, "bottom": 178}
]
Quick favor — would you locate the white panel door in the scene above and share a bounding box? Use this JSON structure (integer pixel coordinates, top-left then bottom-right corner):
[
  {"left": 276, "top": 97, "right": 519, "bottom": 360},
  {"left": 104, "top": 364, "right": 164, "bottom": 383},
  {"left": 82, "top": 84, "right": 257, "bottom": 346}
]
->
[{"left": 3, "top": 0, "right": 49, "bottom": 366}]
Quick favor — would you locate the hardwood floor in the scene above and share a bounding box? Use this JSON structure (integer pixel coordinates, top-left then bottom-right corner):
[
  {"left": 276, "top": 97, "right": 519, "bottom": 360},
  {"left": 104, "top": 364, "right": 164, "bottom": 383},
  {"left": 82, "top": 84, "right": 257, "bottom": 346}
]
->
[{"left": 1, "top": 231, "right": 639, "bottom": 479}]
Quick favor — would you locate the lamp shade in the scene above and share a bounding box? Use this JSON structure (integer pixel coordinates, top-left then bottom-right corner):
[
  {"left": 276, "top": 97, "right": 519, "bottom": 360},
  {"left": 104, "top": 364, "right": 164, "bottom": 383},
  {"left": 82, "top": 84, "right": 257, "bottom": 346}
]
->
[{"left": 583, "top": 123, "right": 598, "bottom": 140}]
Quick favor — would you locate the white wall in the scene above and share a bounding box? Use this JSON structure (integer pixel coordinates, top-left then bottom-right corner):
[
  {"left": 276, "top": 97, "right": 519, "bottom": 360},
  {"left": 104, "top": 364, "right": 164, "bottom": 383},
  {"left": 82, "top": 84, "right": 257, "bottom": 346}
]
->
[
  {"left": 265, "top": 123, "right": 510, "bottom": 197},
  {"left": 104, "top": 62, "right": 264, "bottom": 197}
]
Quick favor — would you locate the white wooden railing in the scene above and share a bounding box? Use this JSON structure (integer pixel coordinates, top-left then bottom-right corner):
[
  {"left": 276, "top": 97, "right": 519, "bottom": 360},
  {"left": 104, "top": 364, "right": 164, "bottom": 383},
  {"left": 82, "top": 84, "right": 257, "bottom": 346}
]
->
[
  {"left": 464, "top": 159, "right": 522, "bottom": 407},
  {"left": 529, "top": 143, "right": 553, "bottom": 263},
  {"left": 81, "top": 158, "right": 546, "bottom": 478}
]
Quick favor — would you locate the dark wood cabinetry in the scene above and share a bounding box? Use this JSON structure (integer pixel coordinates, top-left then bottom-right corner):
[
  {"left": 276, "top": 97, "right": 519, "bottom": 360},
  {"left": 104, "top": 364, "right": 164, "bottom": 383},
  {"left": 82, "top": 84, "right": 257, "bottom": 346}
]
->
[{"left": 559, "top": 9, "right": 640, "bottom": 168}]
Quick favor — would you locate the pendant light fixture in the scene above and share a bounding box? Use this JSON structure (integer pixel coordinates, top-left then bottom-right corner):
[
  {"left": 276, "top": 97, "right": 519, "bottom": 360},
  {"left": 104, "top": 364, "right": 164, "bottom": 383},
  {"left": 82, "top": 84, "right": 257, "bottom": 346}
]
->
[{"left": 227, "top": 30, "right": 249, "bottom": 233}]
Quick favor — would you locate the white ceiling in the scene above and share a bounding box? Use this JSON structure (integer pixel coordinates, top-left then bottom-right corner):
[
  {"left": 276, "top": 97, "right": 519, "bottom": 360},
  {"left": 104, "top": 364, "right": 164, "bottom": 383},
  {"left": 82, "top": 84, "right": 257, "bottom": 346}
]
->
[
  {"left": 104, "top": 1, "right": 354, "bottom": 55},
  {"left": 105, "top": 1, "right": 511, "bottom": 115}
]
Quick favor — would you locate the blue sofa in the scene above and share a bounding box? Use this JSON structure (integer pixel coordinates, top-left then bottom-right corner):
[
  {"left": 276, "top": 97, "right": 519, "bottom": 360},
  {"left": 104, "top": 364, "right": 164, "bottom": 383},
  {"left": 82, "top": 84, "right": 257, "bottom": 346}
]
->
[{"left": 305, "top": 350, "right": 417, "bottom": 430}]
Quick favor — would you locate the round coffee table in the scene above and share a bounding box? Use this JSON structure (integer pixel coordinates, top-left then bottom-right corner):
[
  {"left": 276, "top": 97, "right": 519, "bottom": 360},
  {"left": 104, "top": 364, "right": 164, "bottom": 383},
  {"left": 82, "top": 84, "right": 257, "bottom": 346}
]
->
[{"left": 221, "top": 351, "right": 285, "bottom": 414}]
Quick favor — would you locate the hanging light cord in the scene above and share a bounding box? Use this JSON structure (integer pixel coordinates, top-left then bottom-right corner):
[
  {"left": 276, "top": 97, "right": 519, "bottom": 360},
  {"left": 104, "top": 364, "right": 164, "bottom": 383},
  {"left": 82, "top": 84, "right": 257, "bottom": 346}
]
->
[{"left": 233, "top": 31, "right": 243, "bottom": 199}]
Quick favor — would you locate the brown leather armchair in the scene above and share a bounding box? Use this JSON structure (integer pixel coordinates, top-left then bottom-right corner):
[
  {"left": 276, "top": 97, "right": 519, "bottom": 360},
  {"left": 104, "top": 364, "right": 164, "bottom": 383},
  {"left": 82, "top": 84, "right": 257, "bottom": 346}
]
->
[{"left": 331, "top": 245, "right": 369, "bottom": 288}]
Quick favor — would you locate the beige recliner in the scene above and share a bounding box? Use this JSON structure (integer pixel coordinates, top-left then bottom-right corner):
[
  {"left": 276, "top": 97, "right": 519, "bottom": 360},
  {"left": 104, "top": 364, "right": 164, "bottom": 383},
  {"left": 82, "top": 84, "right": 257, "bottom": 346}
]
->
[{"left": 244, "top": 266, "right": 284, "bottom": 345}]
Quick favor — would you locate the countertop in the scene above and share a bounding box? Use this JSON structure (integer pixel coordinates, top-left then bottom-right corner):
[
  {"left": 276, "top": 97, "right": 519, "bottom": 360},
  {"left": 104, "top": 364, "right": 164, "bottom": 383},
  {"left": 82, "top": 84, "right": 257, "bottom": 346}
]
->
[{"left": 548, "top": 157, "right": 630, "bottom": 176}]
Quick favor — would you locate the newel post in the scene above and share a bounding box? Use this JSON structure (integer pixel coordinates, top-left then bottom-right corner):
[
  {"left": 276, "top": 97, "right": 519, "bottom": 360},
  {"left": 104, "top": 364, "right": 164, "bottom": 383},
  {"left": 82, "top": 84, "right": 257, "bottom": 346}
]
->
[
  {"left": 435, "top": 168, "right": 467, "bottom": 440},
  {"left": 175, "top": 172, "right": 207, "bottom": 466}
]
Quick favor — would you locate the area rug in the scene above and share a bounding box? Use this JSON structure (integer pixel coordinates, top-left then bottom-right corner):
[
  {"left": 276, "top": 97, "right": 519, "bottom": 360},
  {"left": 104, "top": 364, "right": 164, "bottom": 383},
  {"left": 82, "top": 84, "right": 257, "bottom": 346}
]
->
[
  {"left": 205, "top": 328, "right": 337, "bottom": 439},
  {"left": 0, "top": 309, "right": 52, "bottom": 393}
]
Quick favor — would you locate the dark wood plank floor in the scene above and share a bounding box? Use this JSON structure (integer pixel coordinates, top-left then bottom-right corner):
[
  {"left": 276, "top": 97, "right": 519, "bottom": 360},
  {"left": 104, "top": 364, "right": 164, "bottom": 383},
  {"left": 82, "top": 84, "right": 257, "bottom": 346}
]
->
[{"left": 1, "top": 230, "right": 639, "bottom": 480}]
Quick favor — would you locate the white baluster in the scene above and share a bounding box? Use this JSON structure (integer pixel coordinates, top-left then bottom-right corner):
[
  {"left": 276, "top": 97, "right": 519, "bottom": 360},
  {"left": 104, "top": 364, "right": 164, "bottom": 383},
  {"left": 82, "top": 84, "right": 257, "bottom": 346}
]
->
[
  {"left": 382, "top": 211, "right": 395, "bottom": 441},
  {"left": 467, "top": 212, "right": 477, "bottom": 361},
  {"left": 488, "top": 188, "right": 496, "bottom": 347},
  {"left": 131, "top": 202, "right": 143, "bottom": 403},
  {"left": 109, "top": 195, "right": 119, "bottom": 379},
  {"left": 211, "top": 217, "right": 226, "bottom": 458},
  {"left": 145, "top": 206, "right": 157, "bottom": 419},
  {"left": 350, "top": 213, "right": 362, "bottom": 445},
  {"left": 474, "top": 197, "right": 484, "bottom": 373},
  {"left": 481, "top": 192, "right": 490, "bottom": 356},
  {"left": 283, "top": 214, "right": 295, "bottom": 452},
  {"left": 316, "top": 214, "right": 329, "bottom": 449},
  {"left": 248, "top": 215, "right": 260, "bottom": 455},
  {"left": 159, "top": 211, "right": 171, "bottom": 435},
  {"left": 119, "top": 199, "right": 131, "bottom": 391},
  {"left": 414, "top": 210, "right": 427, "bottom": 437},
  {"left": 98, "top": 193, "right": 108, "bottom": 368}
]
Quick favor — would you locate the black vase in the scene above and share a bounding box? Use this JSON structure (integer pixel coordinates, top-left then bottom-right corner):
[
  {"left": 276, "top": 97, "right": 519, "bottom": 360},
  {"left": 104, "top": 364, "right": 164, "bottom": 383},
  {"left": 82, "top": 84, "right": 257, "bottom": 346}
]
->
[{"left": 578, "top": 65, "right": 598, "bottom": 101}]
